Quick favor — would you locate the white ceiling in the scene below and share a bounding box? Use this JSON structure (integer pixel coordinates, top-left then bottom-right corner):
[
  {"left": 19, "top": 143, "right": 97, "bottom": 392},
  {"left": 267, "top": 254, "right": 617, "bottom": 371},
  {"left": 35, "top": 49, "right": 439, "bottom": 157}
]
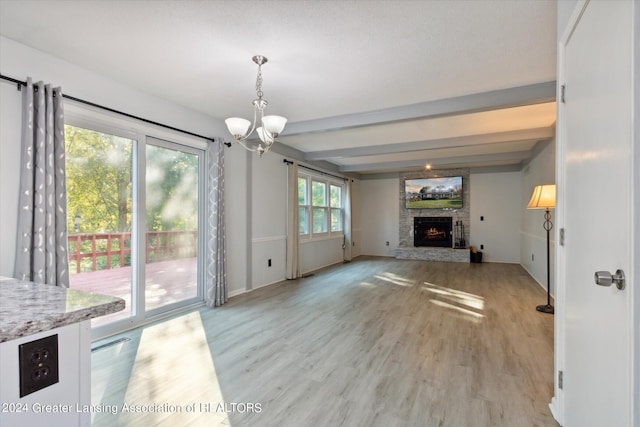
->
[{"left": 0, "top": 0, "right": 558, "bottom": 176}]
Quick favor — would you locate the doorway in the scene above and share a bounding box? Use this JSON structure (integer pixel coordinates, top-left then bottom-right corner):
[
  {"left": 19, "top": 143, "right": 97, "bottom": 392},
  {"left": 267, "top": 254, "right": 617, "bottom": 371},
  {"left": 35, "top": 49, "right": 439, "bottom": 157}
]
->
[{"left": 65, "top": 123, "right": 205, "bottom": 338}]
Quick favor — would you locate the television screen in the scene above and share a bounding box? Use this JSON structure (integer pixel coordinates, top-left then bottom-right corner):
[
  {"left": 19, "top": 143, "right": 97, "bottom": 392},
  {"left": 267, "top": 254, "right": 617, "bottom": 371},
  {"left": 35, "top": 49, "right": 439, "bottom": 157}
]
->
[{"left": 404, "top": 176, "right": 463, "bottom": 209}]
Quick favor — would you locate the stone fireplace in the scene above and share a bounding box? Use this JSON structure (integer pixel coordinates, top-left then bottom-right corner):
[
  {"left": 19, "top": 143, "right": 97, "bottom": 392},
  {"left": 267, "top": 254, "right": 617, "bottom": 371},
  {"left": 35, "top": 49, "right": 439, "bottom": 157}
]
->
[
  {"left": 396, "top": 168, "right": 470, "bottom": 262},
  {"left": 414, "top": 217, "right": 452, "bottom": 247}
]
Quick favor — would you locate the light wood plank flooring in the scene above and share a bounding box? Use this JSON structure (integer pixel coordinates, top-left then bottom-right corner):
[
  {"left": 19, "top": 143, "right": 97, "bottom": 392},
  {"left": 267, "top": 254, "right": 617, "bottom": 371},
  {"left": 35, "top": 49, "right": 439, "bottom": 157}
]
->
[{"left": 91, "top": 257, "right": 558, "bottom": 427}]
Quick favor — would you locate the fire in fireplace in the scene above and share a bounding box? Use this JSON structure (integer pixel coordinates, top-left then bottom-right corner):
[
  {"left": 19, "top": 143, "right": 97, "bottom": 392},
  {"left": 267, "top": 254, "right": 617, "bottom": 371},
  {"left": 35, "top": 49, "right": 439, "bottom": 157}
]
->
[{"left": 414, "top": 217, "right": 452, "bottom": 247}]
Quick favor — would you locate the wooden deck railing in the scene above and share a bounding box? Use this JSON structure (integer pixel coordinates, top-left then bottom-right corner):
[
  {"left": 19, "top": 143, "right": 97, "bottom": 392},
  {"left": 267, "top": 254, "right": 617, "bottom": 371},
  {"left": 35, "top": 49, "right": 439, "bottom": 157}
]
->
[{"left": 68, "top": 231, "right": 197, "bottom": 274}]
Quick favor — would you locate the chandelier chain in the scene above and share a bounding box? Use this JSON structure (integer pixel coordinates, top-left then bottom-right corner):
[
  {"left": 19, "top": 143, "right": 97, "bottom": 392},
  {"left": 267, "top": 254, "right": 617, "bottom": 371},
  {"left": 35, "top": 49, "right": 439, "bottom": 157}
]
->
[{"left": 255, "top": 64, "right": 264, "bottom": 99}]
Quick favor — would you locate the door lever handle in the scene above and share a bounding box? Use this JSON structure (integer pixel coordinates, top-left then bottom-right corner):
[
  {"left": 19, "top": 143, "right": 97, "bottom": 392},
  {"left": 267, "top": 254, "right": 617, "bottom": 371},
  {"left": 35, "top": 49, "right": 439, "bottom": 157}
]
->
[{"left": 594, "top": 269, "right": 626, "bottom": 290}]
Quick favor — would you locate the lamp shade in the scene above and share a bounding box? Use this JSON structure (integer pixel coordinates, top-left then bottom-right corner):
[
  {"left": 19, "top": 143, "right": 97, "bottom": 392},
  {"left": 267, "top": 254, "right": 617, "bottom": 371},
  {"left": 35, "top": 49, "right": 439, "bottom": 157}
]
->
[
  {"left": 527, "top": 184, "right": 556, "bottom": 209},
  {"left": 262, "top": 115, "right": 287, "bottom": 135},
  {"left": 225, "top": 117, "right": 251, "bottom": 138}
]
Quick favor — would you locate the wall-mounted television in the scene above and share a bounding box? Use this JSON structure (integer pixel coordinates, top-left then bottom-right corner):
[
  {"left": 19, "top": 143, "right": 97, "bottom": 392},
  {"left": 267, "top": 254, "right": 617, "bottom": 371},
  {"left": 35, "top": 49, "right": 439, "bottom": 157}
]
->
[{"left": 404, "top": 176, "right": 463, "bottom": 209}]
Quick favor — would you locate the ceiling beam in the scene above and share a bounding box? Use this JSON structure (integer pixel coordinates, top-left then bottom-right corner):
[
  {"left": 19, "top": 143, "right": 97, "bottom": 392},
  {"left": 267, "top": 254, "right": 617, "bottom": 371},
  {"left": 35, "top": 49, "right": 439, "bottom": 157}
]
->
[
  {"left": 338, "top": 150, "right": 534, "bottom": 173},
  {"left": 303, "top": 126, "right": 554, "bottom": 160},
  {"left": 284, "top": 81, "right": 556, "bottom": 136},
  {"left": 253, "top": 140, "right": 361, "bottom": 179}
]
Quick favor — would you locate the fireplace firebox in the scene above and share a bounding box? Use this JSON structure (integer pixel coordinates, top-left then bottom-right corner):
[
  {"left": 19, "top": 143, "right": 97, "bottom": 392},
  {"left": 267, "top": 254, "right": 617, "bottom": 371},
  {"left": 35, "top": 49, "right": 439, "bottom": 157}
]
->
[{"left": 414, "top": 217, "right": 452, "bottom": 247}]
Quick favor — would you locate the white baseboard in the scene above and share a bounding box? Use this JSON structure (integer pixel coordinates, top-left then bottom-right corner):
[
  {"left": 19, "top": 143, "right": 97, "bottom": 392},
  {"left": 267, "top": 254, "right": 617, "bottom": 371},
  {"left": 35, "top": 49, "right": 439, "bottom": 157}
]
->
[
  {"left": 549, "top": 397, "right": 562, "bottom": 426},
  {"left": 520, "top": 263, "right": 555, "bottom": 299},
  {"left": 227, "top": 288, "right": 246, "bottom": 298},
  {"left": 227, "top": 277, "right": 286, "bottom": 299}
]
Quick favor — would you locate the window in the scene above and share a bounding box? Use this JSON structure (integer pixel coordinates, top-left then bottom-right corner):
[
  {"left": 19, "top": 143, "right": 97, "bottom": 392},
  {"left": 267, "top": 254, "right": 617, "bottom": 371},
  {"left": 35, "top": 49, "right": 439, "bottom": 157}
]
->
[
  {"left": 312, "top": 180, "right": 328, "bottom": 233},
  {"left": 298, "top": 177, "right": 309, "bottom": 234},
  {"left": 298, "top": 172, "right": 344, "bottom": 238},
  {"left": 330, "top": 184, "right": 343, "bottom": 232}
]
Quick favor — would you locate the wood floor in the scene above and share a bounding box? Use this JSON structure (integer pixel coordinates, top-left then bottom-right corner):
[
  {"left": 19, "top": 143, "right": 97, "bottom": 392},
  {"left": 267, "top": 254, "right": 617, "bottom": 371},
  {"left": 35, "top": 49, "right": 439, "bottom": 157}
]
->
[{"left": 91, "top": 257, "right": 558, "bottom": 427}]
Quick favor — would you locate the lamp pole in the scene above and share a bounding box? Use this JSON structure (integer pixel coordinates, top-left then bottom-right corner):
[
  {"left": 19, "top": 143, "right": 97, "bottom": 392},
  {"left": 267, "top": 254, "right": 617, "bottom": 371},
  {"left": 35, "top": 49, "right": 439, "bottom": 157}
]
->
[{"left": 537, "top": 208, "right": 554, "bottom": 314}]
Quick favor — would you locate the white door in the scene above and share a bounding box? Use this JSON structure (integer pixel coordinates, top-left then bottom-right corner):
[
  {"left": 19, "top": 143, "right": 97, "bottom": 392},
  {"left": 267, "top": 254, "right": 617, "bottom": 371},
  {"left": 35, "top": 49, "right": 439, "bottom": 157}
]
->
[{"left": 559, "top": 1, "right": 634, "bottom": 426}]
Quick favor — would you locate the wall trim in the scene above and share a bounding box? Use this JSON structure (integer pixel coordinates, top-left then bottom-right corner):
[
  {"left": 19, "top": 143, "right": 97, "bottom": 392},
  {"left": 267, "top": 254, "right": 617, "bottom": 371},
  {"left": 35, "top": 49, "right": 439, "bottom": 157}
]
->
[
  {"left": 300, "top": 234, "right": 344, "bottom": 244},
  {"left": 251, "top": 235, "right": 287, "bottom": 243},
  {"left": 520, "top": 230, "right": 557, "bottom": 245}
]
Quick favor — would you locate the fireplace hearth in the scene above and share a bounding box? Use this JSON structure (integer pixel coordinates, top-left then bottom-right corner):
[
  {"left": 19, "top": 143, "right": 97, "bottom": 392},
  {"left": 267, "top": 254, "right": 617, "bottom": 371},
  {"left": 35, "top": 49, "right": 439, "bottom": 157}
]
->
[{"left": 414, "top": 217, "right": 452, "bottom": 247}]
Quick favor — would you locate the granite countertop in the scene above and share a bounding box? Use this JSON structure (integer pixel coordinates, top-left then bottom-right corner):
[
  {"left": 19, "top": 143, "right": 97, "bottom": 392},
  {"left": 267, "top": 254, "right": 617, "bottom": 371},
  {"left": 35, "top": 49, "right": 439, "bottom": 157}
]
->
[{"left": 0, "top": 276, "right": 125, "bottom": 343}]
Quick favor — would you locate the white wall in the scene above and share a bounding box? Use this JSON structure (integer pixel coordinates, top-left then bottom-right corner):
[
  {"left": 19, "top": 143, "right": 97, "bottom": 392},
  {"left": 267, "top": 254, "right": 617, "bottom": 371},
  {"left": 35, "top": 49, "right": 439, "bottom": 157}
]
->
[
  {"left": 250, "top": 152, "right": 287, "bottom": 289},
  {"left": 359, "top": 178, "right": 400, "bottom": 257},
  {"left": 0, "top": 37, "right": 225, "bottom": 138},
  {"left": 520, "top": 139, "right": 556, "bottom": 295},
  {"left": 300, "top": 238, "right": 345, "bottom": 274},
  {"left": 350, "top": 178, "right": 362, "bottom": 258},
  {"left": 469, "top": 171, "right": 522, "bottom": 263},
  {"left": 224, "top": 147, "right": 250, "bottom": 296}
]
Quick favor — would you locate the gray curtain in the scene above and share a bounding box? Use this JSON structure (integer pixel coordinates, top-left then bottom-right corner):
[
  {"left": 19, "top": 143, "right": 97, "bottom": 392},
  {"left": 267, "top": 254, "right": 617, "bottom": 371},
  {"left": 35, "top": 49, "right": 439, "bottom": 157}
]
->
[
  {"left": 14, "top": 78, "right": 70, "bottom": 287},
  {"left": 285, "top": 161, "right": 301, "bottom": 279},
  {"left": 205, "top": 139, "right": 227, "bottom": 307}
]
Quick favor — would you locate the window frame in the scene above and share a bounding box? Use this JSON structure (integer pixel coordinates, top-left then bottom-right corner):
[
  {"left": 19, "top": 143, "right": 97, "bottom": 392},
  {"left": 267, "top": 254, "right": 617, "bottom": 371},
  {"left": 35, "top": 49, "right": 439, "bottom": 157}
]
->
[
  {"left": 298, "top": 171, "right": 345, "bottom": 241},
  {"left": 64, "top": 106, "right": 207, "bottom": 340}
]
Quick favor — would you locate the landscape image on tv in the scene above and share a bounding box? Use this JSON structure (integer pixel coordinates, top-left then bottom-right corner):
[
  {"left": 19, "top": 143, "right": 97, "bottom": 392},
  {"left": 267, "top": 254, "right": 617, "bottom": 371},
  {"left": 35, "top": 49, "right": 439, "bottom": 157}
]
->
[{"left": 405, "top": 176, "right": 463, "bottom": 209}]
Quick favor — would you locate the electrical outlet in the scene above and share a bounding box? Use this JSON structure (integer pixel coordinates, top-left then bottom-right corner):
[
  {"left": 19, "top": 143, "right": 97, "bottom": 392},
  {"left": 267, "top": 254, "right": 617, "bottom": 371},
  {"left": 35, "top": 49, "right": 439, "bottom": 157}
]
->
[
  {"left": 480, "top": 244, "right": 484, "bottom": 250},
  {"left": 386, "top": 241, "right": 389, "bottom": 246},
  {"left": 268, "top": 259, "right": 272, "bottom": 267},
  {"left": 19, "top": 334, "right": 59, "bottom": 397},
  {"left": 532, "top": 254, "right": 535, "bottom": 261}
]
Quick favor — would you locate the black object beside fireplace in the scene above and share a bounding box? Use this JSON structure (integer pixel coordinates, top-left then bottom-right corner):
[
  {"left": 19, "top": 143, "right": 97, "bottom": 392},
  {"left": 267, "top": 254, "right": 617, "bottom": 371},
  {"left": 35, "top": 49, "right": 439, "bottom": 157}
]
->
[{"left": 414, "top": 217, "right": 452, "bottom": 247}]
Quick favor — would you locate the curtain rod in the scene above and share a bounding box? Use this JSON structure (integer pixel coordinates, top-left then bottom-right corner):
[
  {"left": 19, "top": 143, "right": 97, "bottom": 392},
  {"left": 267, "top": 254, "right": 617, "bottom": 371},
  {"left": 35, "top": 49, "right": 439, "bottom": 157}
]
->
[
  {"left": 283, "top": 158, "right": 347, "bottom": 181},
  {"left": 0, "top": 74, "right": 231, "bottom": 146}
]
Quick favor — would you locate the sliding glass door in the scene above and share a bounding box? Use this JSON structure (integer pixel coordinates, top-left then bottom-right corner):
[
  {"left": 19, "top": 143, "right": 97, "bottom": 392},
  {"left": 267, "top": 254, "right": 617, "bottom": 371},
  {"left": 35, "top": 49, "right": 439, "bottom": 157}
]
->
[{"left": 65, "top": 124, "right": 204, "bottom": 336}]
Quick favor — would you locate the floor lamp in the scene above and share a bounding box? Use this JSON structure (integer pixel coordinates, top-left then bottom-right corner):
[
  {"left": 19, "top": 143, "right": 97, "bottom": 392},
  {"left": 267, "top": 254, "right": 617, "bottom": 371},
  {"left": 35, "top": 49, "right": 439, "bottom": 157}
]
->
[{"left": 527, "top": 184, "right": 556, "bottom": 314}]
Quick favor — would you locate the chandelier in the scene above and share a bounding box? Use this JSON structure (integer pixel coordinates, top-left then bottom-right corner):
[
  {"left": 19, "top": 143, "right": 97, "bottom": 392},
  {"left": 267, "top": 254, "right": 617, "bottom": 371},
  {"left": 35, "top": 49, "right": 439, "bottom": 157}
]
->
[{"left": 225, "top": 55, "right": 287, "bottom": 157}]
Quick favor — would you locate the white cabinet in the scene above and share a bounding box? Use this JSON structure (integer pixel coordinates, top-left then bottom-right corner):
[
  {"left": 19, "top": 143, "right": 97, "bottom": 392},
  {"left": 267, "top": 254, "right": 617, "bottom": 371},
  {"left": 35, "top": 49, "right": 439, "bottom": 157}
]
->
[{"left": 0, "top": 322, "right": 91, "bottom": 427}]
